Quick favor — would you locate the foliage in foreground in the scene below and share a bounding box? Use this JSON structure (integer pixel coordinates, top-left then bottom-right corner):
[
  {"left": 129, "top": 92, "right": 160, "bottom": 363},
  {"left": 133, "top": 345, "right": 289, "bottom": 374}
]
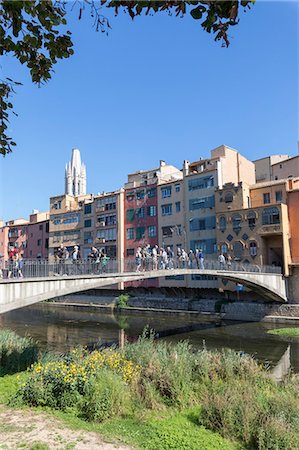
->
[
  {"left": 0, "top": 330, "right": 38, "bottom": 376},
  {"left": 11, "top": 331, "right": 299, "bottom": 450},
  {"left": 267, "top": 327, "right": 299, "bottom": 337},
  {"left": 116, "top": 293, "right": 130, "bottom": 309}
]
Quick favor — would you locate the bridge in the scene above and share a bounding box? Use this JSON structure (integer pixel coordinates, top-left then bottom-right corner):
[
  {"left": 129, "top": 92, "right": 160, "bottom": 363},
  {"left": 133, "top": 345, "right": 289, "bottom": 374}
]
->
[{"left": 0, "top": 260, "right": 287, "bottom": 314}]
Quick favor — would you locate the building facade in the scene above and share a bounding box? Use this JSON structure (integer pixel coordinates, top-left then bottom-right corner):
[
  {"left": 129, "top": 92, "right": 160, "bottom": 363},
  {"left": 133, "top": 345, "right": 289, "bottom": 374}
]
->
[{"left": 26, "top": 211, "right": 49, "bottom": 259}]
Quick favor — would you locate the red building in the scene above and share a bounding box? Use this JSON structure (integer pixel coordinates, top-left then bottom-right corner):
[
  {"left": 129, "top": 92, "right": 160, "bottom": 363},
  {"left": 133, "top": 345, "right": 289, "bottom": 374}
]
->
[{"left": 123, "top": 161, "right": 182, "bottom": 287}]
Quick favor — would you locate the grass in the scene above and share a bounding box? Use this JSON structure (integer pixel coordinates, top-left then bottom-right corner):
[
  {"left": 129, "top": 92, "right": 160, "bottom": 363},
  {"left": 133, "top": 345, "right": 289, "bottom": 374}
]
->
[
  {"left": 267, "top": 327, "right": 299, "bottom": 337},
  {"left": 0, "top": 330, "right": 38, "bottom": 376},
  {"left": 48, "top": 408, "right": 243, "bottom": 450}
]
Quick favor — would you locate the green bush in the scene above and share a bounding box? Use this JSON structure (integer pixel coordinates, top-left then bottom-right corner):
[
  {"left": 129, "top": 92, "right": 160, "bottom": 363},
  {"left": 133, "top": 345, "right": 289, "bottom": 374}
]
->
[
  {"left": 0, "top": 330, "right": 38, "bottom": 376},
  {"left": 116, "top": 294, "right": 130, "bottom": 308},
  {"left": 80, "top": 369, "right": 132, "bottom": 422},
  {"left": 199, "top": 378, "right": 299, "bottom": 450}
]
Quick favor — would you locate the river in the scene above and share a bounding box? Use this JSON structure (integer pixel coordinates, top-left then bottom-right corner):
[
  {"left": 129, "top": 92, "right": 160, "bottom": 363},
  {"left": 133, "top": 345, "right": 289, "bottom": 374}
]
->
[{"left": 0, "top": 301, "right": 298, "bottom": 379}]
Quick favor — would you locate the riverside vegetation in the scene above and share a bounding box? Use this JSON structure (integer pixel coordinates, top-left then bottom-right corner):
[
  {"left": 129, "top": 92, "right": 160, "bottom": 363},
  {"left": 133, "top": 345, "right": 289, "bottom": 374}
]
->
[{"left": 1, "top": 329, "right": 299, "bottom": 449}]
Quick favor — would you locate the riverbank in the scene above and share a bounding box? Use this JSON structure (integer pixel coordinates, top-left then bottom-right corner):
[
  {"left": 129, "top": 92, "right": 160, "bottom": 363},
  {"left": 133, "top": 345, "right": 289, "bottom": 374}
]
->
[
  {"left": 1, "top": 330, "right": 299, "bottom": 450},
  {"left": 49, "top": 288, "right": 299, "bottom": 323}
]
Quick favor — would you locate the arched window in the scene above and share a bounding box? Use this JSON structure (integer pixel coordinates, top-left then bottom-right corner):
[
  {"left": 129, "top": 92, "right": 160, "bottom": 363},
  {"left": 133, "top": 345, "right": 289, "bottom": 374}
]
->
[
  {"left": 232, "top": 214, "right": 242, "bottom": 234},
  {"left": 233, "top": 241, "right": 243, "bottom": 259},
  {"left": 220, "top": 243, "right": 228, "bottom": 255},
  {"left": 224, "top": 192, "right": 233, "bottom": 203},
  {"left": 249, "top": 241, "right": 257, "bottom": 257},
  {"left": 262, "top": 207, "right": 280, "bottom": 225},
  {"left": 247, "top": 211, "right": 257, "bottom": 230},
  {"left": 219, "top": 216, "right": 227, "bottom": 232}
]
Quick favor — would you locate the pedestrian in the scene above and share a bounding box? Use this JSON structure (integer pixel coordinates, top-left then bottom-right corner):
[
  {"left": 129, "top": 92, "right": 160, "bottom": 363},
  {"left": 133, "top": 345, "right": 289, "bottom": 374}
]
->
[
  {"left": 180, "top": 249, "right": 187, "bottom": 269},
  {"left": 188, "top": 250, "right": 195, "bottom": 269},
  {"left": 166, "top": 246, "right": 174, "bottom": 269},
  {"left": 71, "top": 245, "right": 81, "bottom": 274},
  {"left": 218, "top": 253, "right": 226, "bottom": 270},
  {"left": 135, "top": 247, "right": 142, "bottom": 272},
  {"left": 17, "top": 253, "right": 24, "bottom": 278},
  {"left": 161, "top": 248, "right": 168, "bottom": 270},
  {"left": 198, "top": 248, "right": 204, "bottom": 270},
  {"left": 152, "top": 245, "right": 158, "bottom": 270}
]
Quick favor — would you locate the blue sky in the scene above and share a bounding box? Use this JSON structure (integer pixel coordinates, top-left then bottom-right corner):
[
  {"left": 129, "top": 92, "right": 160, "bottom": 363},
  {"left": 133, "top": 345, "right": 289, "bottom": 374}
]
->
[{"left": 1, "top": 1, "right": 298, "bottom": 220}]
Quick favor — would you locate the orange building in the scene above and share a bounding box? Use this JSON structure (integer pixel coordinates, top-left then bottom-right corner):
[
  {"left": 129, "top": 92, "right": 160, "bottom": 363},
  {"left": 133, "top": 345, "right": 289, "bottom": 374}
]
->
[{"left": 287, "top": 183, "right": 299, "bottom": 264}]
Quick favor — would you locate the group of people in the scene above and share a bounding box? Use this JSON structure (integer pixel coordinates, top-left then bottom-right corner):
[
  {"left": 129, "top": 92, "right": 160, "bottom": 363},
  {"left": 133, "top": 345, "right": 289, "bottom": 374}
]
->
[
  {"left": 0, "top": 247, "right": 24, "bottom": 279},
  {"left": 54, "top": 244, "right": 110, "bottom": 274},
  {"left": 134, "top": 245, "right": 205, "bottom": 272},
  {"left": 134, "top": 245, "right": 235, "bottom": 273}
]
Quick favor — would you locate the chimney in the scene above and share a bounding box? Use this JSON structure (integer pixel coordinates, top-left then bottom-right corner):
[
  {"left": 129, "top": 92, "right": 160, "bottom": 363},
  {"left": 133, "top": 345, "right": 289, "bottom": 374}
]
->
[{"left": 183, "top": 160, "right": 190, "bottom": 176}]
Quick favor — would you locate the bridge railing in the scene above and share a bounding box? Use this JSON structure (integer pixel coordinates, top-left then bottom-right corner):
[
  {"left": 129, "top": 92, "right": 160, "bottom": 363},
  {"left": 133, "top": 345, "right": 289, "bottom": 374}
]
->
[{"left": 0, "top": 256, "right": 282, "bottom": 280}]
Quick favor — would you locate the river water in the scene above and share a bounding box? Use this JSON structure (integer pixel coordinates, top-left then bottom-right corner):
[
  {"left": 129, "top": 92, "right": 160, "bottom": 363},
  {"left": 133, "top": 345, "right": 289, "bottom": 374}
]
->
[{"left": 0, "top": 301, "right": 298, "bottom": 378}]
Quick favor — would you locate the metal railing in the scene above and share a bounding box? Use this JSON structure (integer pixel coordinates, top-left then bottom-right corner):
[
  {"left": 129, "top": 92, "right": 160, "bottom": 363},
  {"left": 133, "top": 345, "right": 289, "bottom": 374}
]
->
[{"left": 0, "top": 256, "right": 282, "bottom": 280}]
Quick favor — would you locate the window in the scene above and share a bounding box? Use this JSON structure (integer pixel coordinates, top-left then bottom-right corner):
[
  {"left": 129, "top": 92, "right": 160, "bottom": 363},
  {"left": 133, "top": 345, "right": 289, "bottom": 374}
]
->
[
  {"left": 126, "top": 248, "right": 134, "bottom": 256},
  {"left": 126, "top": 209, "right": 134, "bottom": 222},
  {"left": 136, "top": 226, "right": 145, "bottom": 239},
  {"left": 275, "top": 191, "right": 282, "bottom": 202},
  {"left": 161, "top": 186, "right": 172, "bottom": 198},
  {"left": 84, "top": 231, "right": 92, "bottom": 244},
  {"left": 224, "top": 192, "right": 233, "bottom": 203},
  {"left": 189, "top": 195, "right": 215, "bottom": 210},
  {"left": 249, "top": 241, "right": 257, "bottom": 257},
  {"left": 263, "top": 193, "right": 270, "bottom": 204},
  {"left": 136, "top": 190, "right": 145, "bottom": 200},
  {"left": 233, "top": 241, "right": 243, "bottom": 259},
  {"left": 147, "top": 188, "right": 156, "bottom": 198},
  {"left": 136, "top": 207, "right": 145, "bottom": 218},
  {"left": 46, "top": 222, "right": 49, "bottom": 232},
  {"left": 45, "top": 238, "right": 49, "bottom": 249},
  {"left": 148, "top": 226, "right": 157, "bottom": 238},
  {"left": 247, "top": 211, "right": 256, "bottom": 229},
  {"left": 162, "top": 226, "right": 173, "bottom": 238},
  {"left": 97, "top": 228, "right": 116, "bottom": 241},
  {"left": 84, "top": 219, "right": 92, "bottom": 228},
  {"left": 84, "top": 204, "right": 92, "bottom": 214},
  {"left": 188, "top": 176, "right": 214, "bottom": 191},
  {"left": 105, "top": 214, "right": 116, "bottom": 226},
  {"left": 53, "top": 219, "right": 61, "bottom": 225},
  {"left": 37, "top": 239, "right": 41, "bottom": 246},
  {"left": 232, "top": 214, "right": 242, "bottom": 234},
  {"left": 162, "top": 204, "right": 172, "bottom": 216},
  {"left": 126, "top": 228, "right": 134, "bottom": 240},
  {"left": 190, "top": 216, "right": 216, "bottom": 231},
  {"left": 175, "top": 201, "right": 181, "bottom": 213},
  {"left": 39, "top": 224, "right": 43, "bottom": 231},
  {"left": 175, "top": 184, "right": 180, "bottom": 193},
  {"left": 219, "top": 216, "right": 227, "bottom": 232},
  {"left": 190, "top": 239, "right": 216, "bottom": 254},
  {"left": 148, "top": 205, "right": 157, "bottom": 217},
  {"left": 262, "top": 207, "right": 280, "bottom": 225},
  {"left": 97, "top": 196, "right": 116, "bottom": 210},
  {"left": 220, "top": 243, "right": 228, "bottom": 254}
]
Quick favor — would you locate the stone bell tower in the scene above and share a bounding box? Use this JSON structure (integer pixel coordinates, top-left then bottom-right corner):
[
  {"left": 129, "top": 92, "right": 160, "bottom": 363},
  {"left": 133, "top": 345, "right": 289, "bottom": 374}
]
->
[{"left": 65, "top": 148, "right": 87, "bottom": 196}]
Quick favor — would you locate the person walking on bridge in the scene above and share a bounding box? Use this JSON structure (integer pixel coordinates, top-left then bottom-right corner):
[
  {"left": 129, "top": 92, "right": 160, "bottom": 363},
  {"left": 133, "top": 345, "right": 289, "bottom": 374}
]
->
[{"left": 218, "top": 253, "right": 226, "bottom": 270}]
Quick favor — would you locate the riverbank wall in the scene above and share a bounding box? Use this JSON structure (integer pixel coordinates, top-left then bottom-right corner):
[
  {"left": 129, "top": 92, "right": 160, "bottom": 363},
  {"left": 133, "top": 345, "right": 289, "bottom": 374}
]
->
[{"left": 48, "top": 287, "right": 299, "bottom": 323}]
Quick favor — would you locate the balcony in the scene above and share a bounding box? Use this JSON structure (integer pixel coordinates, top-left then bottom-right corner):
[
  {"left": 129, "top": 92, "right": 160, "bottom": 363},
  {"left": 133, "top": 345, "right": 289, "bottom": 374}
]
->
[
  {"left": 258, "top": 223, "right": 282, "bottom": 235},
  {"left": 97, "top": 221, "right": 106, "bottom": 227},
  {"left": 97, "top": 238, "right": 106, "bottom": 244},
  {"left": 96, "top": 205, "right": 106, "bottom": 212}
]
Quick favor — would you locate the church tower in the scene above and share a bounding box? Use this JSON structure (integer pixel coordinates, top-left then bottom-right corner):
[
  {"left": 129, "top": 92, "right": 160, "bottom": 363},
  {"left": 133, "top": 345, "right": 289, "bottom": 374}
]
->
[{"left": 65, "top": 148, "right": 87, "bottom": 196}]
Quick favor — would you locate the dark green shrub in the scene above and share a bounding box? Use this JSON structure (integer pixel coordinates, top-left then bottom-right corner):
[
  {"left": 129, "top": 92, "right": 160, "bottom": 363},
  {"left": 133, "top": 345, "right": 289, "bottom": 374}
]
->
[
  {"left": 116, "top": 294, "right": 130, "bottom": 308},
  {"left": 0, "top": 330, "right": 38, "bottom": 375}
]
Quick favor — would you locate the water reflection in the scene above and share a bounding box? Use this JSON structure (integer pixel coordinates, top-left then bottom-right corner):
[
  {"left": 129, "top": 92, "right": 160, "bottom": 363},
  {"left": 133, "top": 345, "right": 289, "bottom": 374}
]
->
[{"left": 0, "top": 303, "right": 299, "bottom": 375}]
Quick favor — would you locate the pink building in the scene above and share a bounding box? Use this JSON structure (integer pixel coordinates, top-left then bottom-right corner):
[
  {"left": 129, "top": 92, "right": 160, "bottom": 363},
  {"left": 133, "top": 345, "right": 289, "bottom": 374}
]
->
[
  {"left": 26, "top": 211, "right": 49, "bottom": 259},
  {"left": 0, "top": 212, "right": 49, "bottom": 262}
]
